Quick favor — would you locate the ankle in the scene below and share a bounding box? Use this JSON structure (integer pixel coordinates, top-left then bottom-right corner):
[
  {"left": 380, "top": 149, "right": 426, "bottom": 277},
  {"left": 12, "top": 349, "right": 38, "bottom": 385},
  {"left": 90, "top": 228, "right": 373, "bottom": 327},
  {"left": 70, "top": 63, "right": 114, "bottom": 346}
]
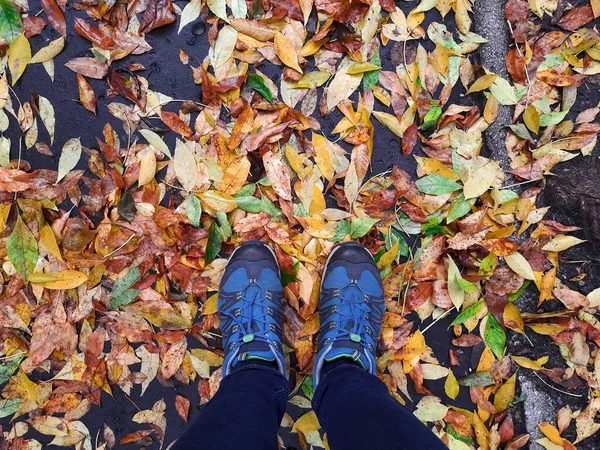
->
[{"left": 320, "top": 357, "right": 362, "bottom": 379}]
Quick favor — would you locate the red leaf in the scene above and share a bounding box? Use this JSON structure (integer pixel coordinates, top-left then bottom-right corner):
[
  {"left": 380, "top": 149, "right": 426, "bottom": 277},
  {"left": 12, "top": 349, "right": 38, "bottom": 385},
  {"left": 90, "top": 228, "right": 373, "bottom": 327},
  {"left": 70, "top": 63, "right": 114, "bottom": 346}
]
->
[
  {"left": 76, "top": 74, "right": 96, "bottom": 114},
  {"left": 140, "top": 0, "right": 176, "bottom": 33},
  {"left": 41, "top": 0, "right": 66, "bottom": 36},
  {"left": 108, "top": 67, "right": 144, "bottom": 108},
  {"left": 23, "top": 17, "right": 47, "bottom": 38},
  {"left": 499, "top": 414, "right": 515, "bottom": 443},
  {"left": 556, "top": 5, "right": 594, "bottom": 31},
  {"left": 213, "top": 75, "right": 248, "bottom": 93},
  {"left": 161, "top": 111, "right": 193, "bottom": 139},
  {"left": 175, "top": 395, "right": 190, "bottom": 422},
  {"left": 74, "top": 18, "right": 117, "bottom": 50},
  {"left": 452, "top": 334, "right": 483, "bottom": 347},
  {"left": 401, "top": 123, "right": 418, "bottom": 155},
  {"left": 507, "top": 48, "right": 527, "bottom": 85}
]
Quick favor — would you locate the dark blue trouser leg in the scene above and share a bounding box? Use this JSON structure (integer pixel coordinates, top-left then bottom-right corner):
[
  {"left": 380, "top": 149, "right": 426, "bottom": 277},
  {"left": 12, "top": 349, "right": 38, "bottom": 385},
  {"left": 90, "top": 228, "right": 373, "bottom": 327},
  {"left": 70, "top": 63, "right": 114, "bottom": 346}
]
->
[
  {"left": 312, "top": 363, "right": 447, "bottom": 450},
  {"left": 171, "top": 363, "right": 289, "bottom": 450}
]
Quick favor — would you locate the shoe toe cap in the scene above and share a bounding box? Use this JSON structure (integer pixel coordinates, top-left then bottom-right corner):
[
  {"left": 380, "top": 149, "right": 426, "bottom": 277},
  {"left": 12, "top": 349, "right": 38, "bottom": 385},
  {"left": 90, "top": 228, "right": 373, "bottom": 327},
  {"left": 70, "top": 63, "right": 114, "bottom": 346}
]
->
[
  {"left": 229, "top": 240, "right": 278, "bottom": 264},
  {"left": 327, "top": 242, "right": 375, "bottom": 265}
]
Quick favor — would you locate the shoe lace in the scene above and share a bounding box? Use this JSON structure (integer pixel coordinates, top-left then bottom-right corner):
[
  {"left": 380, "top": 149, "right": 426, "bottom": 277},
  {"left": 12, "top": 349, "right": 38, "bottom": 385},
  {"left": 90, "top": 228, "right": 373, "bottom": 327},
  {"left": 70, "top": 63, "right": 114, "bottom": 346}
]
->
[
  {"left": 222, "top": 283, "right": 272, "bottom": 342},
  {"left": 334, "top": 283, "right": 371, "bottom": 342}
]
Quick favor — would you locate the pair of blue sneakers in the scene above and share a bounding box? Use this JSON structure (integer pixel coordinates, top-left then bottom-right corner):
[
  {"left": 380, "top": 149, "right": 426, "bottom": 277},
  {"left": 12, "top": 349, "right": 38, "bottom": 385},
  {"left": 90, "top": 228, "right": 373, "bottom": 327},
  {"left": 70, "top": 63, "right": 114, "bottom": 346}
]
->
[{"left": 218, "top": 241, "right": 384, "bottom": 386}]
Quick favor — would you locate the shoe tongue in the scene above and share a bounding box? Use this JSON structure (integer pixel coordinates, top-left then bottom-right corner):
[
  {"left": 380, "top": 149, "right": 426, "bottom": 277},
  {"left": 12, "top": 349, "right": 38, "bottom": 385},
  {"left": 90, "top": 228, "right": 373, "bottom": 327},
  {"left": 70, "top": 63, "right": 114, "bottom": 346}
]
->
[
  {"left": 325, "top": 342, "right": 368, "bottom": 371},
  {"left": 236, "top": 340, "right": 276, "bottom": 364}
]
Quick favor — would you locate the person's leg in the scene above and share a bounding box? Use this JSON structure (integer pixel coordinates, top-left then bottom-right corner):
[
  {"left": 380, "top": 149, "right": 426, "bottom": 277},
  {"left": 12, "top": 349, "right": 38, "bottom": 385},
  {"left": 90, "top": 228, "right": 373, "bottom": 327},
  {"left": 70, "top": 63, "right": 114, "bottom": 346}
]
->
[
  {"left": 312, "top": 360, "right": 446, "bottom": 449},
  {"left": 173, "top": 241, "right": 288, "bottom": 450},
  {"left": 313, "top": 242, "right": 445, "bottom": 450},
  {"left": 172, "top": 361, "right": 289, "bottom": 450}
]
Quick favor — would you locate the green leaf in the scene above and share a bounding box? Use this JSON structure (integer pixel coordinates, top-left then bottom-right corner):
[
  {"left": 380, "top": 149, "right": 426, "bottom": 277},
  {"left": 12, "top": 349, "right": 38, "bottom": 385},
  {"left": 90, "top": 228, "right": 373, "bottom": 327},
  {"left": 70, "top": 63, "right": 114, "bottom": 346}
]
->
[
  {"left": 261, "top": 197, "right": 283, "bottom": 218},
  {"left": 446, "top": 195, "right": 472, "bottom": 223},
  {"left": 507, "top": 124, "right": 532, "bottom": 141},
  {"left": 0, "top": 0, "right": 23, "bottom": 45},
  {"left": 421, "top": 216, "right": 447, "bottom": 236},
  {"left": 7, "top": 216, "right": 38, "bottom": 281},
  {"left": 187, "top": 195, "right": 202, "bottom": 227},
  {"left": 447, "top": 256, "right": 465, "bottom": 309},
  {"left": 387, "top": 229, "right": 410, "bottom": 258},
  {"left": 484, "top": 313, "right": 506, "bottom": 359},
  {"left": 57, "top": 138, "right": 82, "bottom": 183},
  {"left": 280, "top": 268, "right": 298, "bottom": 287},
  {"left": 247, "top": 73, "right": 273, "bottom": 102},
  {"left": 139, "top": 129, "right": 171, "bottom": 158},
  {"left": 457, "top": 277, "right": 476, "bottom": 293},
  {"left": 234, "top": 183, "right": 256, "bottom": 197},
  {"left": 416, "top": 174, "right": 462, "bottom": 195},
  {"left": 301, "top": 375, "right": 315, "bottom": 400},
  {"left": 458, "top": 371, "right": 495, "bottom": 387},
  {"left": 205, "top": 223, "right": 222, "bottom": 264},
  {"left": 0, "top": 355, "right": 24, "bottom": 384},
  {"left": 235, "top": 196, "right": 264, "bottom": 213},
  {"left": 330, "top": 219, "right": 351, "bottom": 243},
  {"left": 112, "top": 266, "right": 141, "bottom": 308},
  {"left": 508, "top": 279, "right": 531, "bottom": 302},
  {"left": 478, "top": 252, "right": 496, "bottom": 276},
  {"left": 539, "top": 109, "right": 569, "bottom": 127},
  {"left": 489, "top": 76, "right": 518, "bottom": 105},
  {"left": 0, "top": 398, "right": 21, "bottom": 419},
  {"left": 418, "top": 106, "right": 442, "bottom": 130},
  {"left": 216, "top": 210, "right": 232, "bottom": 238},
  {"left": 350, "top": 217, "right": 379, "bottom": 238},
  {"left": 446, "top": 425, "right": 474, "bottom": 445},
  {"left": 363, "top": 48, "right": 380, "bottom": 91},
  {"left": 451, "top": 301, "right": 484, "bottom": 326}
]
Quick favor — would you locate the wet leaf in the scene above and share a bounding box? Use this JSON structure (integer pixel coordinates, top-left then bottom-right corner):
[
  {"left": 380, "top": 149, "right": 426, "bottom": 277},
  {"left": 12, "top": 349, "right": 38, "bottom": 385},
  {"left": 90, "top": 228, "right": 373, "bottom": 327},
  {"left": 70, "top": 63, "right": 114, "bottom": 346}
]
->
[
  {"left": 247, "top": 73, "right": 273, "bottom": 102},
  {"left": 7, "top": 34, "right": 31, "bottom": 84},
  {"left": 7, "top": 215, "right": 38, "bottom": 281},
  {"left": 504, "top": 252, "right": 536, "bottom": 280},
  {"left": 416, "top": 174, "right": 462, "bottom": 195},
  {"left": 29, "top": 270, "right": 88, "bottom": 289},
  {"left": 0, "top": 0, "right": 23, "bottom": 44},
  {"left": 484, "top": 314, "right": 506, "bottom": 360},
  {"left": 57, "top": 138, "right": 82, "bottom": 183},
  {"left": 187, "top": 194, "right": 202, "bottom": 227},
  {"left": 76, "top": 74, "right": 96, "bottom": 114}
]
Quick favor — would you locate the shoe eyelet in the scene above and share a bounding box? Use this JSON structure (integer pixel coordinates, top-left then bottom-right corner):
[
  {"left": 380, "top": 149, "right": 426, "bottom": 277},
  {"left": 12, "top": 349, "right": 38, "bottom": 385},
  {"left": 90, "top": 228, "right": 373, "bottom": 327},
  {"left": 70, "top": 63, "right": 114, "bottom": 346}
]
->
[
  {"left": 329, "top": 322, "right": 336, "bottom": 330},
  {"left": 366, "top": 327, "right": 371, "bottom": 335},
  {"left": 270, "top": 324, "right": 276, "bottom": 331},
  {"left": 235, "top": 309, "right": 241, "bottom": 316},
  {"left": 232, "top": 325, "right": 239, "bottom": 332},
  {"left": 267, "top": 307, "right": 273, "bottom": 315}
]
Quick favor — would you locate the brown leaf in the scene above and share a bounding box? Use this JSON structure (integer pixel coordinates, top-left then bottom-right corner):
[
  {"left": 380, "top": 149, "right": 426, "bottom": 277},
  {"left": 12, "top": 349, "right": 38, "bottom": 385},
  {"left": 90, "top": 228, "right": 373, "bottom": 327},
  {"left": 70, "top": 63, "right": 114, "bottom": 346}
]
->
[
  {"left": 140, "top": 0, "right": 176, "bottom": 33},
  {"left": 41, "top": 0, "right": 66, "bottom": 36},
  {"left": 65, "top": 57, "right": 108, "bottom": 79},
  {"left": 23, "top": 17, "right": 47, "bottom": 38},
  {"left": 452, "top": 334, "right": 483, "bottom": 347},
  {"left": 161, "top": 111, "right": 193, "bottom": 138},
  {"left": 401, "top": 123, "right": 418, "bottom": 155},
  {"left": 262, "top": 150, "right": 292, "bottom": 200},
  {"left": 161, "top": 338, "right": 187, "bottom": 379},
  {"left": 74, "top": 18, "right": 116, "bottom": 49},
  {"left": 76, "top": 74, "right": 96, "bottom": 114},
  {"left": 175, "top": 395, "right": 190, "bottom": 422},
  {"left": 556, "top": 5, "right": 594, "bottom": 30}
]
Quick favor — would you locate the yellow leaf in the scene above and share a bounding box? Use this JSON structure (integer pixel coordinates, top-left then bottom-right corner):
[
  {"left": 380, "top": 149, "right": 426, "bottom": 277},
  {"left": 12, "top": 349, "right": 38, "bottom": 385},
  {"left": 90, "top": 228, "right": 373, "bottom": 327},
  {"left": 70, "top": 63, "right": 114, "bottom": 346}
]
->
[
  {"left": 28, "top": 270, "right": 88, "bottom": 290},
  {"left": 527, "top": 323, "right": 566, "bottom": 335},
  {"left": 504, "top": 252, "right": 536, "bottom": 280},
  {"left": 484, "top": 94, "right": 499, "bottom": 123},
  {"left": 221, "top": 156, "right": 251, "bottom": 195},
  {"left": 414, "top": 156, "right": 458, "bottom": 180},
  {"left": 8, "top": 34, "right": 32, "bottom": 85},
  {"left": 466, "top": 74, "right": 498, "bottom": 94},
  {"left": 200, "top": 190, "right": 238, "bottom": 213},
  {"left": 29, "top": 37, "right": 65, "bottom": 64},
  {"left": 511, "top": 355, "right": 549, "bottom": 370},
  {"left": 539, "top": 422, "right": 563, "bottom": 446},
  {"left": 202, "top": 293, "right": 219, "bottom": 315},
  {"left": 524, "top": 104, "right": 540, "bottom": 134},
  {"left": 477, "top": 346, "right": 496, "bottom": 372},
  {"left": 473, "top": 412, "right": 491, "bottom": 450},
  {"left": 285, "top": 145, "right": 305, "bottom": 177},
  {"left": 138, "top": 150, "right": 157, "bottom": 186},
  {"left": 312, "top": 134, "right": 335, "bottom": 180},
  {"left": 40, "top": 224, "right": 63, "bottom": 262},
  {"left": 274, "top": 32, "right": 302, "bottom": 73},
  {"left": 190, "top": 348, "right": 224, "bottom": 367},
  {"left": 294, "top": 71, "right": 331, "bottom": 89},
  {"left": 309, "top": 185, "right": 326, "bottom": 215},
  {"left": 445, "top": 370, "right": 460, "bottom": 400},
  {"left": 542, "top": 235, "right": 585, "bottom": 252},
  {"left": 377, "top": 241, "right": 399, "bottom": 270},
  {"left": 593, "top": 0, "right": 600, "bottom": 18},
  {"left": 372, "top": 111, "right": 403, "bottom": 137},
  {"left": 292, "top": 410, "right": 321, "bottom": 435},
  {"left": 493, "top": 372, "right": 516, "bottom": 412},
  {"left": 504, "top": 302, "right": 524, "bottom": 333},
  {"left": 347, "top": 61, "right": 381, "bottom": 75}
]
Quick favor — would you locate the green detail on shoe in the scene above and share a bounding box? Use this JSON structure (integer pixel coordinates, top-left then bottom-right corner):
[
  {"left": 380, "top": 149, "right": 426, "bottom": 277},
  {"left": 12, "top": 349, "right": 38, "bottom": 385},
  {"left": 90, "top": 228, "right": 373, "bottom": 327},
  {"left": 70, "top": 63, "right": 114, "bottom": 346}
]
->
[
  {"left": 350, "top": 333, "right": 361, "bottom": 343},
  {"left": 243, "top": 333, "right": 255, "bottom": 343}
]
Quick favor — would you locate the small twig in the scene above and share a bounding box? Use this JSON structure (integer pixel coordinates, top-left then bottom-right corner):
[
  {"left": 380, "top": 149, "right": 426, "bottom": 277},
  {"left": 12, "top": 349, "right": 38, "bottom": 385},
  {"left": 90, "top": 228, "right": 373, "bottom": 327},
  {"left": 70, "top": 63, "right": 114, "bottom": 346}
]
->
[
  {"left": 104, "top": 232, "right": 136, "bottom": 258},
  {"left": 497, "top": 178, "right": 542, "bottom": 190},
  {"left": 532, "top": 371, "right": 583, "bottom": 398},
  {"left": 422, "top": 307, "right": 455, "bottom": 334},
  {"left": 0, "top": 351, "right": 26, "bottom": 361}
]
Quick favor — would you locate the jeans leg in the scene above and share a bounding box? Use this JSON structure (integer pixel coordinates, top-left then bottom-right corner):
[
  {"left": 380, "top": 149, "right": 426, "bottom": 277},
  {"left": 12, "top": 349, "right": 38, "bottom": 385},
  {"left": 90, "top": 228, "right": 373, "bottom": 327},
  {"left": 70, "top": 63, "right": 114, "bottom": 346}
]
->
[
  {"left": 172, "top": 363, "right": 289, "bottom": 450},
  {"left": 312, "top": 363, "right": 447, "bottom": 450}
]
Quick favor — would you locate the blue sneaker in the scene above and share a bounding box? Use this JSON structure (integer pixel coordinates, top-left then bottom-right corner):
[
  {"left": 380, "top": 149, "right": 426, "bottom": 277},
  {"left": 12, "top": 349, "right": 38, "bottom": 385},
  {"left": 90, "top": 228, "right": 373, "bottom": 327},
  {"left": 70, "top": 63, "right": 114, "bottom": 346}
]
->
[
  {"left": 218, "top": 241, "right": 285, "bottom": 376},
  {"left": 314, "top": 242, "right": 384, "bottom": 386}
]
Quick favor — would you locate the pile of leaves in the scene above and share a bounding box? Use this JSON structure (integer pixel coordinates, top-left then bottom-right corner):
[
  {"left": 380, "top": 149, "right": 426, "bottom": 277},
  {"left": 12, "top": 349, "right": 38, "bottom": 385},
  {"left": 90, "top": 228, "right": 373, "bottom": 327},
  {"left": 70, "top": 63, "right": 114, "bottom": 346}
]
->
[{"left": 1, "top": 0, "right": 600, "bottom": 448}]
